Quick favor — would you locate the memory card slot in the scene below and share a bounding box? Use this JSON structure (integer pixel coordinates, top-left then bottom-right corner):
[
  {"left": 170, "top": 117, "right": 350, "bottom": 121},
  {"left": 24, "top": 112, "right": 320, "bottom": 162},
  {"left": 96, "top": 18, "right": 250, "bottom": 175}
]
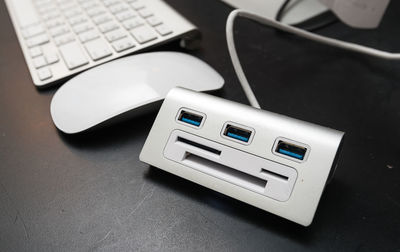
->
[
  {"left": 260, "top": 168, "right": 289, "bottom": 181},
  {"left": 177, "top": 137, "right": 221, "bottom": 155},
  {"left": 164, "top": 130, "right": 298, "bottom": 201},
  {"left": 184, "top": 152, "right": 268, "bottom": 192}
]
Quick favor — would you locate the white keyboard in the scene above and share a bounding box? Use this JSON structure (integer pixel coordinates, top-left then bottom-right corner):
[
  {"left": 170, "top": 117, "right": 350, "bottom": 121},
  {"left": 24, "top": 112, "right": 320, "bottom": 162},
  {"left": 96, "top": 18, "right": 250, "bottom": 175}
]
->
[{"left": 5, "top": 0, "right": 197, "bottom": 87}]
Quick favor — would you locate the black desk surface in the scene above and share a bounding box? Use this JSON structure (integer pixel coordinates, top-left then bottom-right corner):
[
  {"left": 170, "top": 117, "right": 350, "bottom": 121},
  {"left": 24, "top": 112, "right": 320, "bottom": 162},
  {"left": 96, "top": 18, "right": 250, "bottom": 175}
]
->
[{"left": 1, "top": 0, "right": 400, "bottom": 251}]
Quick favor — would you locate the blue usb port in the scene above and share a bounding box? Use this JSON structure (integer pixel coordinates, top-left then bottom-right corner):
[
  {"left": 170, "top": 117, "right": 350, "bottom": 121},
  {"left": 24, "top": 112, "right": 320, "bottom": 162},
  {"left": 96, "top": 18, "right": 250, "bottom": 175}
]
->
[
  {"left": 178, "top": 110, "right": 203, "bottom": 127},
  {"left": 276, "top": 141, "right": 307, "bottom": 160},
  {"left": 223, "top": 124, "right": 252, "bottom": 143}
]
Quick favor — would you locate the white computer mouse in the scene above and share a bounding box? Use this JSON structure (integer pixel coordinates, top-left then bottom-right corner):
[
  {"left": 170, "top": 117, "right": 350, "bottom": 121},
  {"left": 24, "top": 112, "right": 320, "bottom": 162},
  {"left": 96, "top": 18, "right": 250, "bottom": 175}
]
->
[{"left": 50, "top": 52, "right": 224, "bottom": 134}]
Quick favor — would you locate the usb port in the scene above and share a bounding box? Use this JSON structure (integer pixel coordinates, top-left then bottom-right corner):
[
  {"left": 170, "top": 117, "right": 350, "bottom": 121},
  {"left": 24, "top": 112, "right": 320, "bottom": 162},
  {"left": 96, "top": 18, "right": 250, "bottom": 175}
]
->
[
  {"left": 223, "top": 124, "right": 253, "bottom": 143},
  {"left": 178, "top": 110, "right": 204, "bottom": 127},
  {"left": 275, "top": 140, "right": 307, "bottom": 160}
]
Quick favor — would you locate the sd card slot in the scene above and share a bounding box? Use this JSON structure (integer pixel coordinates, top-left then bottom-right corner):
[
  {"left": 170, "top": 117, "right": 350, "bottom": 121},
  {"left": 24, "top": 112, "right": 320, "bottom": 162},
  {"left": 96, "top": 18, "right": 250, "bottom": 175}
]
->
[{"left": 177, "top": 137, "right": 221, "bottom": 155}]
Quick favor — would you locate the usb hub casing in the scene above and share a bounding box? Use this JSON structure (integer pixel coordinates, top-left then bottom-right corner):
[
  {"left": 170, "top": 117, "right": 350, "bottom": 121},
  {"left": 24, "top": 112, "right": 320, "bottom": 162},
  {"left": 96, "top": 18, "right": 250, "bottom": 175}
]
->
[{"left": 140, "top": 87, "right": 344, "bottom": 226}]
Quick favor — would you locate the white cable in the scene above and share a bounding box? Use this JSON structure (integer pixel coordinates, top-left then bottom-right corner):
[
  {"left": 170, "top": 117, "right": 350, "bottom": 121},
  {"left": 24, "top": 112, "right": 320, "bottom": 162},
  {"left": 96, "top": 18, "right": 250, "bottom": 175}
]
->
[
  {"left": 226, "top": 9, "right": 400, "bottom": 108},
  {"left": 226, "top": 10, "right": 261, "bottom": 109}
]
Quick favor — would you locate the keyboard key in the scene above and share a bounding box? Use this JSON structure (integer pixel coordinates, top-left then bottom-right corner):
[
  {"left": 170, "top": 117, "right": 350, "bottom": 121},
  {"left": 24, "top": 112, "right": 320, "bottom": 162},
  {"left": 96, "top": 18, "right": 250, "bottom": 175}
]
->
[
  {"left": 129, "top": 2, "right": 144, "bottom": 10},
  {"left": 49, "top": 26, "right": 70, "bottom": 37},
  {"left": 102, "top": 0, "right": 120, "bottom": 7},
  {"left": 22, "top": 24, "right": 46, "bottom": 39},
  {"left": 54, "top": 33, "right": 75, "bottom": 46},
  {"left": 42, "top": 11, "right": 60, "bottom": 21},
  {"left": 57, "top": 0, "right": 73, "bottom": 5},
  {"left": 29, "top": 47, "right": 42, "bottom": 58},
  {"left": 84, "top": 38, "right": 112, "bottom": 60},
  {"left": 91, "top": 14, "right": 112, "bottom": 25},
  {"left": 130, "top": 25, "right": 157, "bottom": 44},
  {"left": 115, "top": 10, "right": 136, "bottom": 22},
  {"left": 155, "top": 24, "right": 172, "bottom": 36},
  {"left": 45, "top": 52, "right": 60, "bottom": 64},
  {"left": 138, "top": 8, "right": 153, "bottom": 18},
  {"left": 37, "top": 4, "right": 58, "bottom": 15},
  {"left": 64, "top": 8, "right": 82, "bottom": 18},
  {"left": 26, "top": 33, "right": 49, "bottom": 48},
  {"left": 46, "top": 18, "right": 65, "bottom": 29},
  {"left": 59, "top": 42, "right": 89, "bottom": 69},
  {"left": 98, "top": 21, "right": 119, "bottom": 33},
  {"left": 68, "top": 15, "right": 87, "bottom": 26},
  {"left": 86, "top": 7, "right": 105, "bottom": 17},
  {"left": 111, "top": 37, "right": 135, "bottom": 52},
  {"left": 146, "top": 16, "right": 162, "bottom": 26},
  {"left": 81, "top": 1, "right": 98, "bottom": 10},
  {"left": 29, "top": 46, "right": 42, "bottom": 58},
  {"left": 37, "top": 67, "right": 52, "bottom": 80},
  {"left": 122, "top": 17, "right": 144, "bottom": 30},
  {"left": 108, "top": 3, "right": 128, "bottom": 14},
  {"left": 72, "top": 22, "right": 93, "bottom": 34},
  {"left": 104, "top": 29, "right": 126, "bottom": 42},
  {"left": 32, "top": 56, "right": 47, "bottom": 68},
  {"left": 59, "top": 2, "right": 77, "bottom": 11},
  {"left": 78, "top": 30, "right": 100, "bottom": 43}
]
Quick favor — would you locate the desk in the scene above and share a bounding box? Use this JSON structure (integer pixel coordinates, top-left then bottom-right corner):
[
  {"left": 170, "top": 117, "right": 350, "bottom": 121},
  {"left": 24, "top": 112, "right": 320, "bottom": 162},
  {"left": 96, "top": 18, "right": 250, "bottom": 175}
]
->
[{"left": 1, "top": 0, "right": 399, "bottom": 251}]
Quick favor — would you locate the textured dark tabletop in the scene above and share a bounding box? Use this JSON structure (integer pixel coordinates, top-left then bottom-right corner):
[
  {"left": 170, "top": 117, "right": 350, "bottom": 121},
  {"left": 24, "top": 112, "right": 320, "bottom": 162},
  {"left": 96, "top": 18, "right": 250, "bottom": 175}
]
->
[{"left": 1, "top": 0, "right": 400, "bottom": 251}]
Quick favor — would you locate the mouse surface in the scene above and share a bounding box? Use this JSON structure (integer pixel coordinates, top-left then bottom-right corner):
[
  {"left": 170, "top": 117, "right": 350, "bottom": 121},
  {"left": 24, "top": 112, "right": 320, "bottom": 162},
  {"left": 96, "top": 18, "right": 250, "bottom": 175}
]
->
[{"left": 50, "top": 52, "right": 224, "bottom": 134}]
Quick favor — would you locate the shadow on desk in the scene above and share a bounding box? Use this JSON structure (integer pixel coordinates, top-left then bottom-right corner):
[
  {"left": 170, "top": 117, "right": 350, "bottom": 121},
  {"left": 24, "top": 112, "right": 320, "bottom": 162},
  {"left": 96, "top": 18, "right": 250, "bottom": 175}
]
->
[{"left": 144, "top": 165, "right": 350, "bottom": 245}]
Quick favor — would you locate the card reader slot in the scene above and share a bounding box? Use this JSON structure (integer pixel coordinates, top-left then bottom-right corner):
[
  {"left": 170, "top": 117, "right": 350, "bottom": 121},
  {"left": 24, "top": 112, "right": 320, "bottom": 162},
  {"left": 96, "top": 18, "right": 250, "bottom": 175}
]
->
[
  {"left": 184, "top": 153, "right": 268, "bottom": 192},
  {"left": 177, "top": 137, "right": 221, "bottom": 155},
  {"left": 260, "top": 168, "right": 289, "bottom": 181},
  {"left": 164, "top": 130, "right": 298, "bottom": 201}
]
